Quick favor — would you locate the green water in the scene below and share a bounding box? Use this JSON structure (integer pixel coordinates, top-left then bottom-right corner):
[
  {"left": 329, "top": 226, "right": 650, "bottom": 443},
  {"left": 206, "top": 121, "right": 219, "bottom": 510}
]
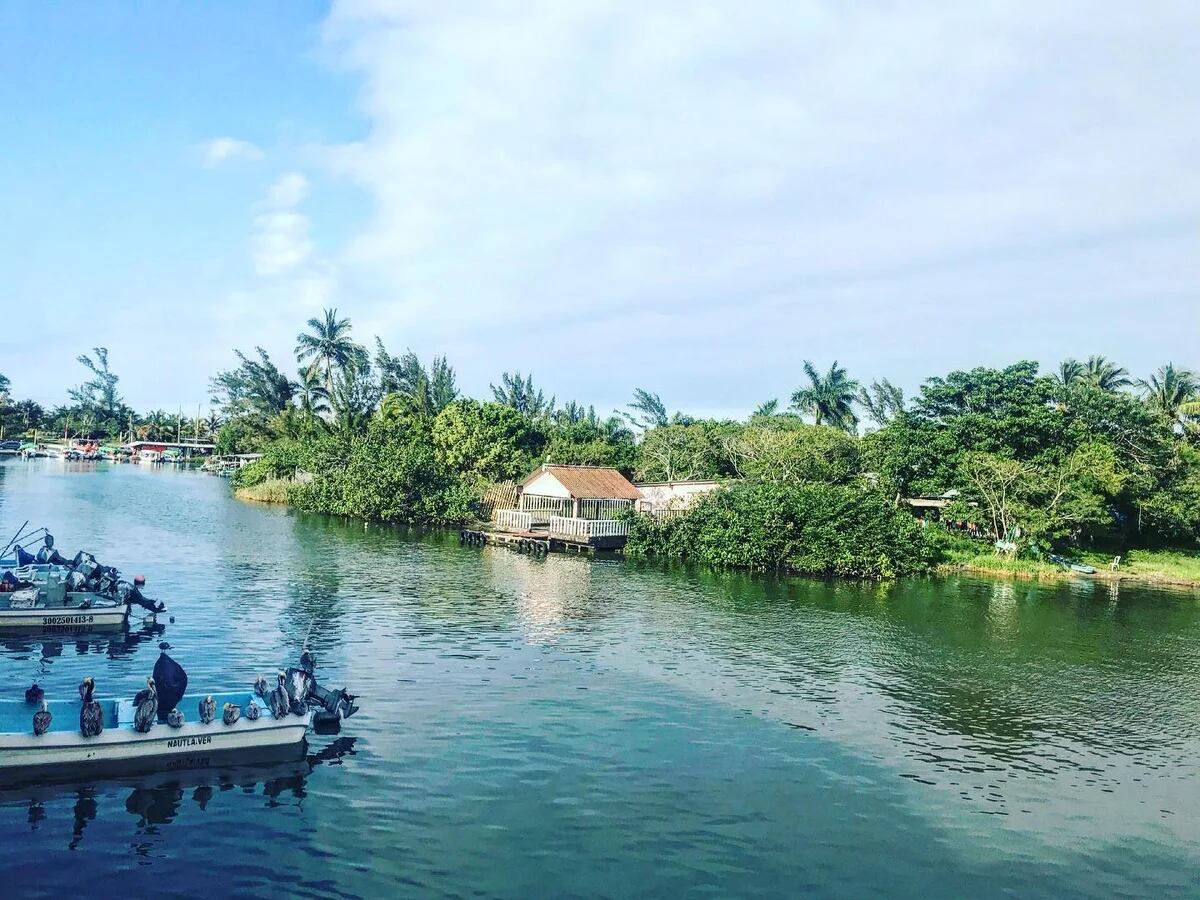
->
[{"left": 0, "top": 459, "right": 1198, "bottom": 897}]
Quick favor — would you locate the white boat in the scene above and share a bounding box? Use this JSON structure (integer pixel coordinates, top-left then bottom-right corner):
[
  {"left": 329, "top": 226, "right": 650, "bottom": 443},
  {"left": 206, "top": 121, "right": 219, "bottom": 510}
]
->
[
  {"left": 0, "top": 690, "right": 312, "bottom": 779},
  {"left": 0, "top": 574, "right": 133, "bottom": 631}
]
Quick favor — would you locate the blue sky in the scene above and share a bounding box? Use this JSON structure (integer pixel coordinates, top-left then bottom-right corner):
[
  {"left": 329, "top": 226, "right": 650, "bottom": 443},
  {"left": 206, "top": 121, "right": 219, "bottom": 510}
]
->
[{"left": 2, "top": 1, "right": 1198, "bottom": 419}]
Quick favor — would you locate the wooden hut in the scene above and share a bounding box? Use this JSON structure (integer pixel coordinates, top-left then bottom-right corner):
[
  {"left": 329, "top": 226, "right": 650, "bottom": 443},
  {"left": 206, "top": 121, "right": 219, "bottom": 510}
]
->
[{"left": 491, "top": 464, "right": 641, "bottom": 549}]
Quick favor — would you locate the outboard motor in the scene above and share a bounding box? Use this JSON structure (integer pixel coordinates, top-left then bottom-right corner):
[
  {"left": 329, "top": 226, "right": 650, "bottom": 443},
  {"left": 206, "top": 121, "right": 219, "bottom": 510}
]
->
[
  {"left": 152, "top": 642, "right": 188, "bottom": 721},
  {"left": 119, "top": 576, "right": 166, "bottom": 613}
]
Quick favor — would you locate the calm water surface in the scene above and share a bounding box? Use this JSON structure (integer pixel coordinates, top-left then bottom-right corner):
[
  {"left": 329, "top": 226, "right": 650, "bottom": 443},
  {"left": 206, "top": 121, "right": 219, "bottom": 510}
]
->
[{"left": 0, "top": 460, "right": 1197, "bottom": 898}]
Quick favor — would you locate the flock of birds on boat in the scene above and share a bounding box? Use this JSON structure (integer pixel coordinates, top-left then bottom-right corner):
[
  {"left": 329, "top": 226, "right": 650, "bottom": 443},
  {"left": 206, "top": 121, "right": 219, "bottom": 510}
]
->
[{"left": 22, "top": 669, "right": 314, "bottom": 737}]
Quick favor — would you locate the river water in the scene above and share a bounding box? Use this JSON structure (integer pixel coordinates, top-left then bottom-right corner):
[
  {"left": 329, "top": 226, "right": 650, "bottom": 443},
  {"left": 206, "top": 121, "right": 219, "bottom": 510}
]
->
[{"left": 0, "top": 459, "right": 1197, "bottom": 898}]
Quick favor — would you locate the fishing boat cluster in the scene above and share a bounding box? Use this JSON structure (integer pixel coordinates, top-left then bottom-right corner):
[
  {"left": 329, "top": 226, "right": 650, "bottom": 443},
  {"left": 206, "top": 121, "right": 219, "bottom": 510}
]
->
[{"left": 0, "top": 524, "right": 360, "bottom": 785}]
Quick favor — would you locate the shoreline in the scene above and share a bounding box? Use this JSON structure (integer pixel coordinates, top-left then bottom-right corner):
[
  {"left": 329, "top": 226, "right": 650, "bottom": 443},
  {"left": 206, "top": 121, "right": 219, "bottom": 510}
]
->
[
  {"left": 941, "top": 562, "right": 1200, "bottom": 591},
  {"left": 231, "top": 486, "right": 1200, "bottom": 593}
]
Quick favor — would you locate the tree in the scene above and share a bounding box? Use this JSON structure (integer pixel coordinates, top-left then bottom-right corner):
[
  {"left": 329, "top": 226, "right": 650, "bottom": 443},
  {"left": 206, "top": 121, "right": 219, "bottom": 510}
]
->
[
  {"left": 1056, "top": 358, "right": 1085, "bottom": 387},
  {"left": 295, "top": 307, "right": 365, "bottom": 391},
  {"left": 432, "top": 399, "right": 541, "bottom": 482},
  {"left": 856, "top": 379, "right": 904, "bottom": 430},
  {"left": 211, "top": 347, "right": 297, "bottom": 418},
  {"left": 0, "top": 372, "right": 9, "bottom": 405},
  {"left": 1136, "top": 363, "right": 1198, "bottom": 428},
  {"left": 1083, "top": 355, "right": 1132, "bottom": 392},
  {"left": 752, "top": 399, "right": 779, "bottom": 418},
  {"left": 296, "top": 367, "right": 330, "bottom": 420},
  {"left": 328, "top": 357, "right": 381, "bottom": 434},
  {"left": 635, "top": 422, "right": 738, "bottom": 482},
  {"left": 626, "top": 388, "right": 669, "bottom": 429},
  {"left": 725, "top": 424, "right": 861, "bottom": 485},
  {"left": 68, "top": 348, "right": 123, "bottom": 420},
  {"left": 790, "top": 360, "right": 860, "bottom": 431},
  {"left": 375, "top": 339, "right": 458, "bottom": 420},
  {"left": 490, "top": 371, "right": 554, "bottom": 419}
]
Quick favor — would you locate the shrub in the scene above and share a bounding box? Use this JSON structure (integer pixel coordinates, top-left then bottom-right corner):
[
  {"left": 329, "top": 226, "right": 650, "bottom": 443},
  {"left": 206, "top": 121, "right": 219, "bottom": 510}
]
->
[{"left": 626, "top": 481, "right": 938, "bottom": 578}]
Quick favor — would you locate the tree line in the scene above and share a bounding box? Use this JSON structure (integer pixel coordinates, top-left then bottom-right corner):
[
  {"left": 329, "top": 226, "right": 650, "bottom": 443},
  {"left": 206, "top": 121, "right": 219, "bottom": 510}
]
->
[{"left": 5, "top": 308, "right": 1199, "bottom": 575}]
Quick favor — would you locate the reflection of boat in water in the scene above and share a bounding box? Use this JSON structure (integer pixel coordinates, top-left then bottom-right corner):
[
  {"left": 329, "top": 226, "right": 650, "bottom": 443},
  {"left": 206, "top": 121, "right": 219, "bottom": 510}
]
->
[
  {"left": 0, "top": 736, "right": 356, "bottom": 805},
  {"left": 0, "top": 689, "right": 313, "bottom": 784}
]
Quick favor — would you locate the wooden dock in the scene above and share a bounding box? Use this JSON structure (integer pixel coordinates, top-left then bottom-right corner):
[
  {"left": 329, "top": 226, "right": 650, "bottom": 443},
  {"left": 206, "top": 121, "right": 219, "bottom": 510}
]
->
[{"left": 459, "top": 525, "right": 622, "bottom": 556}]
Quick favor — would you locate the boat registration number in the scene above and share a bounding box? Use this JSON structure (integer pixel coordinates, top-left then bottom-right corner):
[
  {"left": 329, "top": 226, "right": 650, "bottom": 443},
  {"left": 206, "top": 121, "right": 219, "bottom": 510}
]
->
[{"left": 41, "top": 614, "right": 95, "bottom": 626}]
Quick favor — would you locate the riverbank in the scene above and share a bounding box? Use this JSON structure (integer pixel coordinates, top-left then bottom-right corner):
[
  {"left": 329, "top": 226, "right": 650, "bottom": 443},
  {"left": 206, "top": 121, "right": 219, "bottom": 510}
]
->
[
  {"left": 233, "top": 478, "right": 293, "bottom": 504},
  {"left": 942, "top": 546, "right": 1200, "bottom": 590}
]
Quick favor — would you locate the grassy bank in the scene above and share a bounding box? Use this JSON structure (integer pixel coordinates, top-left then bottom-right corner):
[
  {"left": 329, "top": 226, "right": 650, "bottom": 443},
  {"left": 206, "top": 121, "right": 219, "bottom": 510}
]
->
[
  {"left": 940, "top": 538, "right": 1200, "bottom": 588},
  {"left": 234, "top": 478, "right": 294, "bottom": 504}
]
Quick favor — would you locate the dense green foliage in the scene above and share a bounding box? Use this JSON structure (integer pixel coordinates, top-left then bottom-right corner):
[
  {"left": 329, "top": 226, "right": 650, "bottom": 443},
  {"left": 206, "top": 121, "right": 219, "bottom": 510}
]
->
[
  {"left": 10, "top": 309, "right": 1200, "bottom": 575},
  {"left": 626, "top": 481, "right": 936, "bottom": 578}
]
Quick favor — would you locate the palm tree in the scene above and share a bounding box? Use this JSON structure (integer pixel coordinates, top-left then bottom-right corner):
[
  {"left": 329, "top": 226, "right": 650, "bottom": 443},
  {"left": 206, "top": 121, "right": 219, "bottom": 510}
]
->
[
  {"left": 1083, "top": 355, "right": 1132, "bottom": 392},
  {"left": 1056, "top": 358, "right": 1085, "bottom": 387},
  {"left": 751, "top": 399, "right": 779, "bottom": 418},
  {"left": 1136, "top": 363, "right": 1199, "bottom": 427},
  {"left": 295, "top": 308, "right": 364, "bottom": 392},
  {"left": 790, "top": 361, "right": 860, "bottom": 431},
  {"left": 296, "top": 367, "right": 330, "bottom": 419}
]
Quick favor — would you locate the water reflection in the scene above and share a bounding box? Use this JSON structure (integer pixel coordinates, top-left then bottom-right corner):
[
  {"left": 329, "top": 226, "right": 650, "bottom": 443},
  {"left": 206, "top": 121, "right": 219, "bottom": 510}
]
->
[{"left": 1, "top": 737, "right": 358, "bottom": 850}]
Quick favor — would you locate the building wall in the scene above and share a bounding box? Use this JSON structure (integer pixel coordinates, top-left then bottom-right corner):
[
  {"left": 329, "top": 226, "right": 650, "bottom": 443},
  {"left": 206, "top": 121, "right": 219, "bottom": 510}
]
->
[
  {"left": 635, "top": 481, "right": 721, "bottom": 512},
  {"left": 522, "top": 471, "right": 572, "bottom": 498}
]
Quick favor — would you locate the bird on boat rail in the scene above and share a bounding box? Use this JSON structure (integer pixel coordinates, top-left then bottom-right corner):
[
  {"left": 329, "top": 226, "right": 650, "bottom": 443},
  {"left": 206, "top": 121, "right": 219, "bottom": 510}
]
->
[
  {"left": 133, "top": 677, "right": 158, "bottom": 733},
  {"left": 79, "top": 677, "right": 103, "bottom": 738}
]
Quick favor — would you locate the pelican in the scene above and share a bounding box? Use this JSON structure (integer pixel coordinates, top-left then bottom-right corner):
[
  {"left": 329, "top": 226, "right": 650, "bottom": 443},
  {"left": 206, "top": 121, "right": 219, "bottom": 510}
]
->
[
  {"left": 222, "top": 703, "right": 241, "bottom": 726},
  {"left": 132, "top": 678, "right": 157, "bottom": 733},
  {"left": 254, "top": 676, "right": 269, "bottom": 700},
  {"left": 198, "top": 694, "right": 216, "bottom": 724},
  {"left": 288, "top": 667, "right": 313, "bottom": 714},
  {"left": 32, "top": 699, "right": 52, "bottom": 736},
  {"left": 245, "top": 702, "right": 261, "bottom": 721},
  {"left": 166, "top": 708, "right": 185, "bottom": 728},
  {"left": 25, "top": 683, "right": 44, "bottom": 705},
  {"left": 79, "top": 677, "right": 103, "bottom": 738},
  {"left": 269, "top": 672, "right": 289, "bottom": 720}
]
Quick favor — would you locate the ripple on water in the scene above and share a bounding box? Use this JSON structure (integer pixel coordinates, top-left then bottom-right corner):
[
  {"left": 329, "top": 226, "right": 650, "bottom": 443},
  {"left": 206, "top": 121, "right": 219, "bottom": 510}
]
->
[{"left": 0, "top": 460, "right": 1199, "bottom": 897}]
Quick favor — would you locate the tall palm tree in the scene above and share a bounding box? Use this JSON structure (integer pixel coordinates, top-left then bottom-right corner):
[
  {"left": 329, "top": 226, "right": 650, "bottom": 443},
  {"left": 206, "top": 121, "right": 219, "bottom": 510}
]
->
[
  {"left": 1056, "top": 358, "right": 1085, "bottom": 387},
  {"left": 1083, "top": 355, "right": 1132, "bottom": 392},
  {"left": 1136, "top": 363, "right": 1199, "bottom": 427},
  {"left": 791, "top": 361, "right": 860, "bottom": 431},
  {"left": 295, "top": 308, "right": 364, "bottom": 392},
  {"left": 626, "top": 388, "right": 669, "bottom": 429}
]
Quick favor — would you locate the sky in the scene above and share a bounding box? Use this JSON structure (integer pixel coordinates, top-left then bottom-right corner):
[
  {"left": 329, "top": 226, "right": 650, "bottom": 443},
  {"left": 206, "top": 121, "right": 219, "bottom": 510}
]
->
[{"left": 1, "top": 1, "right": 1198, "bottom": 420}]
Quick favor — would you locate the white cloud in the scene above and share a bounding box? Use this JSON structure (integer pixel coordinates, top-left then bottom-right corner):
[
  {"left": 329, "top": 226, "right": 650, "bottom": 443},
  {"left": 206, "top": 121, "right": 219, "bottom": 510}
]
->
[
  {"left": 200, "top": 136, "right": 264, "bottom": 167},
  {"left": 317, "top": 1, "right": 1200, "bottom": 408},
  {"left": 252, "top": 172, "right": 314, "bottom": 275}
]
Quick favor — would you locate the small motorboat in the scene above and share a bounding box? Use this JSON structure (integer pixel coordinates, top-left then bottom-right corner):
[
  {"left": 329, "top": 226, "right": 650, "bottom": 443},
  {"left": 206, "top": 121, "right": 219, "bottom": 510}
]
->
[
  {"left": 0, "top": 689, "right": 312, "bottom": 780},
  {"left": 0, "top": 573, "right": 133, "bottom": 631}
]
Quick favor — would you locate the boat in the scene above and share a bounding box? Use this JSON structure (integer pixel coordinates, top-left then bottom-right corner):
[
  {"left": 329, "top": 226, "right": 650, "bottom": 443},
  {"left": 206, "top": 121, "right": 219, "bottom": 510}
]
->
[
  {"left": 0, "top": 440, "right": 19, "bottom": 457},
  {"left": 0, "top": 690, "right": 313, "bottom": 780},
  {"left": 137, "top": 448, "right": 161, "bottom": 464},
  {"left": 0, "top": 573, "right": 135, "bottom": 631},
  {"left": 1047, "top": 553, "right": 1098, "bottom": 575}
]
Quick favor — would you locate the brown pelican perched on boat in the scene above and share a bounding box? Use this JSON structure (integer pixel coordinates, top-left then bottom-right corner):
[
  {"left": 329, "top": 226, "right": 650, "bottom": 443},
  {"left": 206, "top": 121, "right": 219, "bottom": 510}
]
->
[
  {"left": 254, "top": 676, "right": 269, "bottom": 700},
  {"left": 25, "top": 683, "right": 44, "bottom": 705},
  {"left": 269, "top": 672, "right": 289, "bottom": 720},
  {"left": 132, "top": 677, "right": 157, "bottom": 733},
  {"left": 222, "top": 703, "right": 240, "bottom": 726},
  {"left": 166, "top": 707, "right": 185, "bottom": 728},
  {"left": 79, "top": 677, "right": 103, "bottom": 738},
  {"left": 198, "top": 694, "right": 216, "bottom": 724},
  {"left": 32, "top": 699, "right": 52, "bottom": 736},
  {"left": 245, "top": 702, "right": 261, "bottom": 721}
]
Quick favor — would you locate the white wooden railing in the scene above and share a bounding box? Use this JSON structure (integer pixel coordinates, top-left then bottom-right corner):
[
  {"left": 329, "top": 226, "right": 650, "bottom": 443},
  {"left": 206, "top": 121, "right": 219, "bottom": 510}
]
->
[
  {"left": 549, "top": 516, "right": 630, "bottom": 539},
  {"left": 494, "top": 509, "right": 534, "bottom": 532}
]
